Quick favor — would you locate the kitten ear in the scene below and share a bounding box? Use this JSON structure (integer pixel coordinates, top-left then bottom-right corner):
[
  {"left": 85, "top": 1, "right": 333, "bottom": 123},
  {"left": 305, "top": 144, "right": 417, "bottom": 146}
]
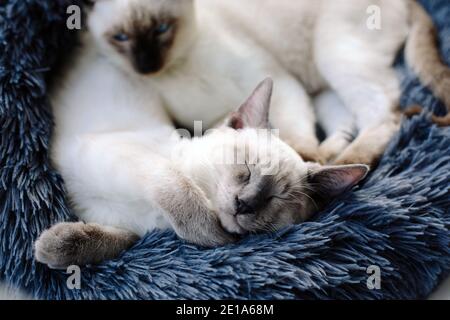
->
[
  {"left": 308, "top": 164, "right": 370, "bottom": 198},
  {"left": 228, "top": 78, "right": 273, "bottom": 130}
]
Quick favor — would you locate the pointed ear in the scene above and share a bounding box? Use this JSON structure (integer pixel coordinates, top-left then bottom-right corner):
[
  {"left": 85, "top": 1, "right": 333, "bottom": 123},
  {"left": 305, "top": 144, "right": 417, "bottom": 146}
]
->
[
  {"left": 228, "top": 78, "right": 273, "bottom": 130},
  {"left": 308, "top": 164, "right": 370, "bottom": 198}
]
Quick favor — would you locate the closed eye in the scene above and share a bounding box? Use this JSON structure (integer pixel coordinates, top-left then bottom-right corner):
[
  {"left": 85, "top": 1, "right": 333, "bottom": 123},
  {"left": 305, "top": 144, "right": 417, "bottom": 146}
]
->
[
  {"left": 268, "top": 195, "right": 289, "bottom": 202},
  {"left": 237, "top": 171, "right": 251, "bottom": 184},
  {"left": 237, "top": 161, "right": 252, "bottom": 184},
  {"left": 244, "top": 161, "right": 252, "bottom": 183}
]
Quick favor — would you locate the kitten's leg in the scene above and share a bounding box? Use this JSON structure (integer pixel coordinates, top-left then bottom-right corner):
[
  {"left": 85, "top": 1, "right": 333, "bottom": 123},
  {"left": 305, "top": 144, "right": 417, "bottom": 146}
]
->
[
  {"left": 328, "top": 85, "right": 400, "bottom": 166},
  {"left": 314, "top": 91, "right": 355, "bottom": 163},
  {"left": 314, "top": 3, "right": 407, "bottom": 166},
  {"left": 334, "top": 115, "right": 400, "bottom": 166},
  {"left": 316, "top": 50, "right": 402, "bottom": 166},
  {"left": 35, "top": 222, "right": 139, "bottom": 269},
  {"left": 327, "top": 65, "right": 401, "bottom": 166},
  {"left": 270, "top": 75, "right": 323, "bottom": 163}
]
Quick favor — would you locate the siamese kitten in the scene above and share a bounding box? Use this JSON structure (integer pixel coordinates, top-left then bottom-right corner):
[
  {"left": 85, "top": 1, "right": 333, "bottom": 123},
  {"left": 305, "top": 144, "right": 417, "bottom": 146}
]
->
[
  {"left": 85, "top": 0, "right": 449, "bottom": 166},
  {"left": 35, "top": 75, "right": 368, "bottom": 269}
]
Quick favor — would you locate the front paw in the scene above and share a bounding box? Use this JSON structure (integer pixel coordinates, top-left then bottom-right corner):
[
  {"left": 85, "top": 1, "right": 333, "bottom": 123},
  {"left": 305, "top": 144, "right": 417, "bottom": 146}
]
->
[
  {"left": 180, "top": 224, "right": 238, "bottom": 248},
  {"left": 174, "top": 212, "right": 238, "bottom": 248},
  {"left": 34, "top": 222, "right": 89, "bottom": 269},
  {"left": 283, "top": 137, "right": 324, "bottom": 164},
  {"left": 333, "top": 145, "right": 379, "bottom": 167},
  {"left": 334, "top": 152, "right": 377, "bottom": 167},
  {"left": 297, "top": 147, "right": 326, "bottom": 164},
  {"left": 292, "top": 143, "right": 324, "bottom": 164},
  {"left": 319, "top": 135, "right": 352, "bottom": 164}
]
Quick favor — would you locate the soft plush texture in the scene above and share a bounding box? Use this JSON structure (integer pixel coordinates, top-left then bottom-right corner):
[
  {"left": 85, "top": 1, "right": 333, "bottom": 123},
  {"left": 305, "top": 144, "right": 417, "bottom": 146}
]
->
[{"left": 0, "top": 0, "right": 449, "bottom": 300}]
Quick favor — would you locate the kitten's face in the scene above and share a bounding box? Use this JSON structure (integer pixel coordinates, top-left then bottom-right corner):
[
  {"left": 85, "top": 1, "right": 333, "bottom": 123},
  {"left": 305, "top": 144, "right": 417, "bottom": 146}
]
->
[
  {"left": 191, "top": 79, "right": 369, "bottom": 237},
  {"left": 201, "top": 128, "right": 313, "bottom": 235},
  {"left": 88, "top": 0, "right": 196, "bottom": 75}
]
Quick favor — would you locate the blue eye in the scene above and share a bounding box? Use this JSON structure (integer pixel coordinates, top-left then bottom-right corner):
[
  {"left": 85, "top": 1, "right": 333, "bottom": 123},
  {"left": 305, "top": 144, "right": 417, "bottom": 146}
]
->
[
  {"left": 155, "top": 23, "right": 171, "bottom": 34},
  {"left": 113, "top": 33, "right": 129, "bottom": 42}
]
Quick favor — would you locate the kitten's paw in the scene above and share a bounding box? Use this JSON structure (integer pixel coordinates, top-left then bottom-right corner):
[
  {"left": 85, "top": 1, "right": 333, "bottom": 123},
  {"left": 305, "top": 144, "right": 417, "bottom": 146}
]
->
[
  {"left": 334, "top": 120, "right": 399, "bottom": 167},
  {"left": 334, "top": 152, "right": 378, "bottom": 167},
  {"left": 319, "top": 133, "right": 354, "bottom": 164},
  {"left": 182, "top": 222, "right": 238, "bottom": 248},
  {"left": 297, "top": 148, "right": 325, "bottom": 165},
  {"left": 334, "top": 144, "right": 380, "bottom": 167},
  {"left": 174, "top": 212, "right": 238, "bottom": 248},
  {"left": 34, "top": 222, "right": 90, "bottom": 269},
  {"left": 319, "top": 141, "right": 344, "bottom": 164},
  {"left": 285, "top": 139, "right": 324, "bottom": 164}
]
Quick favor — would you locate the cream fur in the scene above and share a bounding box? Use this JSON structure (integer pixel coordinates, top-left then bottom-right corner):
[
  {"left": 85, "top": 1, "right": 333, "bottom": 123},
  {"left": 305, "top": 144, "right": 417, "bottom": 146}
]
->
[{"left": 50, "top": 44, "right": 314, "bottom": 243}]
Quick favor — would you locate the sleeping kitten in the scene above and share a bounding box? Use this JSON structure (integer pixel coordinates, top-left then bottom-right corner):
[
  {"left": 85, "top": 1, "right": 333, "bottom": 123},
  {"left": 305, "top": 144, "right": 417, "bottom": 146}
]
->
[
  {"left": 35, "top": 73, "right": 368, "bottom": 269},
  {"left": 85, "top": 0, "right": 449, "bottom": 165}
]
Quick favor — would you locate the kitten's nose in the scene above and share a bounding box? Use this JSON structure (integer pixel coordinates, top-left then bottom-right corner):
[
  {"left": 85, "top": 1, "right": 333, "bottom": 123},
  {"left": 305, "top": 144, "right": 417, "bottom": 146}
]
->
[{"left": 235, "top": 196, "right": 256, "bottom": 216}]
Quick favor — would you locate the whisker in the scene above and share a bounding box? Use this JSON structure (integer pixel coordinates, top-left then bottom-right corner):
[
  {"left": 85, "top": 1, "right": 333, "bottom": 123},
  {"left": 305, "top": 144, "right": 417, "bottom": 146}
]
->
[{"left": 295, "top": 190, "right": 319, "bottom": 210}]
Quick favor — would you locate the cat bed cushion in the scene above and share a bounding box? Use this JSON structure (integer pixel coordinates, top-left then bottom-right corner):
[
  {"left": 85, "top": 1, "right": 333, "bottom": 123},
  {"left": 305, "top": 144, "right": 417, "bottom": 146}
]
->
[{"left": 0, "top": 0, "right": 449, "bottom": 299}]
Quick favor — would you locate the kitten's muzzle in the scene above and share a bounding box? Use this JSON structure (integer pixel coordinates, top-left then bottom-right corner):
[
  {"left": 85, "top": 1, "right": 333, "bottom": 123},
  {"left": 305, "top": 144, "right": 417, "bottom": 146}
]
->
[
  {"left": 234, "top": 196, "right": 257, "bottom": 216},
  {"left": 131, "top": 41, "right": 166, "bottom": 75},
  {"left": 133, "top": 53, "right": 163, "bottom": 74}
]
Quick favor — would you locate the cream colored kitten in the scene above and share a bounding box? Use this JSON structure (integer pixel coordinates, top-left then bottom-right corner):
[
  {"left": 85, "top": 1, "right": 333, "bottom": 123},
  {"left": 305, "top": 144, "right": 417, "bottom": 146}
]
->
[
  {"left": 35, "top": 0, "right": 448, "bottom": 268},
  {"left": 85, "top": 0, "right": 449, "bottom": 165},
  {"left": 36, "top": 66, "right": 368, "bottom": 268}
]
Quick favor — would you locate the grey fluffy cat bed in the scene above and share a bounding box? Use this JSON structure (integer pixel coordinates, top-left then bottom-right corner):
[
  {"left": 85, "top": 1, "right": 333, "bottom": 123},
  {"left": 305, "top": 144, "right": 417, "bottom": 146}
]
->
[{"left": 0, "top": 0, "right": 449, "bottom": 299}]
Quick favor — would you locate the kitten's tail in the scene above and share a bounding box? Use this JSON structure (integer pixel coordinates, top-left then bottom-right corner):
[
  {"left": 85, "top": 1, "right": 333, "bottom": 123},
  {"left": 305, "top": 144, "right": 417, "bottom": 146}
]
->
[{"left": 405, "top": 0, "right": 450, "bottom": 126}]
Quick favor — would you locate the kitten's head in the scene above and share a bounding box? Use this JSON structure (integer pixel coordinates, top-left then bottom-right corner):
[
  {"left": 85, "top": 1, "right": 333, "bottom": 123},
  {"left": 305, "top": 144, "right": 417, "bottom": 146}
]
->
[
  {"left": 190, "top": 79, "right": 369, "bottom": 236},
  {"left": 87, "top": 0, "right": 196, "bottom": 75}
]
